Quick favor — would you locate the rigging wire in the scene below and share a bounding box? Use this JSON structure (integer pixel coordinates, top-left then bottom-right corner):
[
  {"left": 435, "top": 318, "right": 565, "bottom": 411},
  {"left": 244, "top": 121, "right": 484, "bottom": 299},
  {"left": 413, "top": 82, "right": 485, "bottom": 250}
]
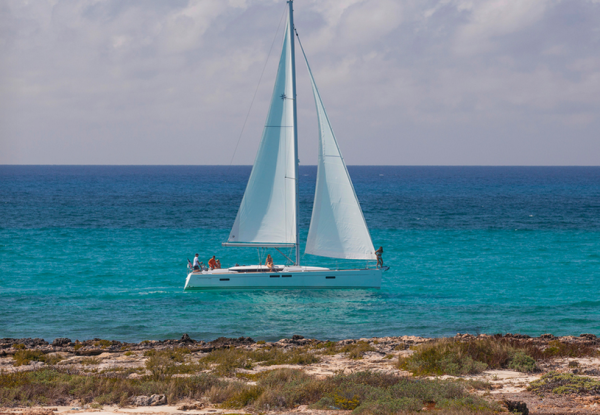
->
[{"left": 228, "top": 5, "right": 288, "bottom": 166}]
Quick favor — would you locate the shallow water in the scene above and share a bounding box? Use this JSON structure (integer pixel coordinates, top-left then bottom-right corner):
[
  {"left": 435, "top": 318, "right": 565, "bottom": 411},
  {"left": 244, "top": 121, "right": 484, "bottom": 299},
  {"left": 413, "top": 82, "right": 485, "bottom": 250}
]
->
[{"left": 1, "top": 166, "right": 599, "bottom": 341}]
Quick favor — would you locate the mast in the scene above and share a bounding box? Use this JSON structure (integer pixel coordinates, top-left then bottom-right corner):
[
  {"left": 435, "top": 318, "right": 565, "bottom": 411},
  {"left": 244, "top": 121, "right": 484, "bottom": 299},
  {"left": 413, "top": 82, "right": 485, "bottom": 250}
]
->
[{"left": 288, "top": 0, "right": 300, "bottom": 266}]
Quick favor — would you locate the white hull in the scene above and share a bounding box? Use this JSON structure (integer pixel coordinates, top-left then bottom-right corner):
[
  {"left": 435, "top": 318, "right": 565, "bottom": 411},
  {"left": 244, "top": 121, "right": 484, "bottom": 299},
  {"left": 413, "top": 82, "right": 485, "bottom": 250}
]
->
[{"left": 184, "top": 266, "right": 382, "bottom": 290}]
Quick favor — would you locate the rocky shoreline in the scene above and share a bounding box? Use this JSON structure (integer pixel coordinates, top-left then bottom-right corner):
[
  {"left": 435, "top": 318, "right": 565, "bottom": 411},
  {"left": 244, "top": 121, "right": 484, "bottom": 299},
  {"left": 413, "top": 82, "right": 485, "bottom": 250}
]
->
[
  {"left": 1, "top": 333, "right": 599, "bottom": 415},
  {"left": 2, "top": 332, "right": 597, "bottom": 356}
]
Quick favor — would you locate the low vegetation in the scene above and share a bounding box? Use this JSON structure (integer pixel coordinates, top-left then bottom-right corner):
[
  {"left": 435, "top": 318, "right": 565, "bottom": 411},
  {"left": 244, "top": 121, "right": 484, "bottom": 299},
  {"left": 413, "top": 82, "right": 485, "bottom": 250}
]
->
[
  {"left": 221, "top": 369, "right": 500, "bottom": 413},
  {"left": 529, "top": 372, "right": 600, "bottom": 395},
  {"left": 142, "top": 346, "right": 320, "bottom": 378},
  {"left": 399, "top": 337, "right": 598, "bottom": 377},
  {"left": 0, "top": 369, "right": 224, "bottom": 407},
  {"left": 13, "top": 350, "right": 63, "bottom": 367},
  {"left": 399, "top": 338, "right": 533, "bottom": 376},
  {"left": 314, "top": 340, "right": 376, "bottom": 359},
  {"left": 0, "top": 367, "right": 500, "bottom": 413}
]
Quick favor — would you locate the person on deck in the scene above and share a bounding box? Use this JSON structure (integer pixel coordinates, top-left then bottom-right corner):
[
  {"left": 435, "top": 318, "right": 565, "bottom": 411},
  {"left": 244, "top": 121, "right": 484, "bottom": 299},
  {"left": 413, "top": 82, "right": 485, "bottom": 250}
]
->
[
  {"left": 208, "top": 255, "right": 217, "bottom": 270},
  {"left": 265, "top": 254, "right": 274, "bottom": 270},
  {"left": 375, "top": 246, "right": 384, "bottom": 268},
  {"left": 216, "top": 259, "right": 222, "bottom": 269},
  {"left": 193, "top": 254, "right": 201, "bottom": 271}
]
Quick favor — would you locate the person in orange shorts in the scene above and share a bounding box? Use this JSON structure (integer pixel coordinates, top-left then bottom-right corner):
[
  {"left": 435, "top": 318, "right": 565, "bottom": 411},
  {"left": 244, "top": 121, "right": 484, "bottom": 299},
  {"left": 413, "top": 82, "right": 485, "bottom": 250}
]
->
[{"left": 208, "top": 255, "right": 217, "bottom": 270}]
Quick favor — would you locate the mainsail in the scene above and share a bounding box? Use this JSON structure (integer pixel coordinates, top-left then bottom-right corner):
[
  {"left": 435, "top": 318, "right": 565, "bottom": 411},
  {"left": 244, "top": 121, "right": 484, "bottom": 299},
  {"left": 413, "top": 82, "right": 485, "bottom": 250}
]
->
[
  {"left": 302, "top": 48, "right": 377, "bottom": 260},
  {"left": 225, "top": 21, "right": 297, "bottom": 247}
]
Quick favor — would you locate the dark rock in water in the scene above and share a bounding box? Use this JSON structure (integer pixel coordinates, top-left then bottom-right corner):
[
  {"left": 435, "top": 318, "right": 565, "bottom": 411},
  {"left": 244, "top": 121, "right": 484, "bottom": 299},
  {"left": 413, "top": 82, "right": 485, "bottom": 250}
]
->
[
  {"left": 180, "top": 333, "right": 193, "bottom": 343},
  {"left": 580, "top": 333, "right": 597, "bottom": 340},
  {"left": 503, "top": 400, "right": 529, "bottom": 415},
  {"left": 507, "top": 333, "right": 530, "bottom": 339},
  {"left": 209, "top": 336, "right": 255, "bottom": 348},
  {"left": 292, "top": 335, "right": 304, "bottom": 340},
  {"left": 52, "top": 338, "right": 72, "bottom": 347}
]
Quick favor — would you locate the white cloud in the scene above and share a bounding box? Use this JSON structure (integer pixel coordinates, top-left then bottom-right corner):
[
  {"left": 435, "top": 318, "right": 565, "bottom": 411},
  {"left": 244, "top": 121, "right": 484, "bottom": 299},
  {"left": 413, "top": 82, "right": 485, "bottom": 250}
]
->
[
  {"left": 0, "top": 0, "right": 599, "bottom": 165},
  {"left": 453, "top": 0, "right": 550, "bottom": 55}
]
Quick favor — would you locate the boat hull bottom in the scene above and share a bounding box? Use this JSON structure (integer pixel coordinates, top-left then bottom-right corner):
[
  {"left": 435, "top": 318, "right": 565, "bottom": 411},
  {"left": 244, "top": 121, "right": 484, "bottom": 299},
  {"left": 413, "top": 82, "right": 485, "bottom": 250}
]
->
[{"left": 184, "top": 268, "right": 382, "bottom": 290}]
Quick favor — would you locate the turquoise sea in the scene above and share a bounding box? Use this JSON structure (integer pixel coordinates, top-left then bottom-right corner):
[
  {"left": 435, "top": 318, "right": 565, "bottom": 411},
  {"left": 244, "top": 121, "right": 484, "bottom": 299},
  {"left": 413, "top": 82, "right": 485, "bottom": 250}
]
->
[{"left": 1, "top": 166, "right": 599, "bottom": 342}]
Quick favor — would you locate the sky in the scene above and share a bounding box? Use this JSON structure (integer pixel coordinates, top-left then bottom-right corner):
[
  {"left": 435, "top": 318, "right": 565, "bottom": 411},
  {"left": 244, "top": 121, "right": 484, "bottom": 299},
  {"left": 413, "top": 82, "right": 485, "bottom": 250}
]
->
[{"left": 1, "top": 0, "right": 599, "bottom": 166}]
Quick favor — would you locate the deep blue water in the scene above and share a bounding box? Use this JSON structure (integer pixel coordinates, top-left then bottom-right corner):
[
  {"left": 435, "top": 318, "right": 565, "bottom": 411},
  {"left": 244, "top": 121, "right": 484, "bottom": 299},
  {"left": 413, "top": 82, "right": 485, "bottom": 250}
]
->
[{"left": 1, "top": 166, "right": 599, "bottom": 342}]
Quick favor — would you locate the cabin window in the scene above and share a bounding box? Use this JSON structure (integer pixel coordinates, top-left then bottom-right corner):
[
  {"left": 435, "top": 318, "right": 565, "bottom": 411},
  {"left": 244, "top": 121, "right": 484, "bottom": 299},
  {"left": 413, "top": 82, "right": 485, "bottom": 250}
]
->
[
  {"left": 220, "top": 278, "right": 230, "bottom": 281},
  {"left": 326, "top": 276, "right": 335, "bottom": 279}
]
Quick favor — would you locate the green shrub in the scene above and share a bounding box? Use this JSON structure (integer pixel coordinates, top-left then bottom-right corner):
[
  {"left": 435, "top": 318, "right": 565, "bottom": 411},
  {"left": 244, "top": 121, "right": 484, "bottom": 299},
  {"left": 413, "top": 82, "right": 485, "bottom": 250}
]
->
[
  {"left": 220, "top": 386, "right": 264, "bottom": 409},
  {"left": 145, "top": 349, "right": 202, "bottom": 380},
  {"left": 43, "top": 354, "right": 64, "bottom": 366},
  {"left": 340, "top": 342, "right": 376, "bottom": 360},
  {"left": 93, "top": 340, "right": 112, "bottom": 348},
  {"left": 508, "top": 351, "right": 537, "bottom": 373},
  {"left": 540, "top": 340, "right": 598, "bottom": 359},
  {"left": 399, "top": 342, "right": 488, "bottom": 376},
  {"left": 13, "top": 350, "right": 46, "bottom": 366},
  {"left": 399, "top": 338, "right": 544, "bottom": 376},
  {"left": 529, "top": 372, "right": 600, "bottom": 395},
  {"left": 199, "top": 348, "right": 253, "bottom": 376}
]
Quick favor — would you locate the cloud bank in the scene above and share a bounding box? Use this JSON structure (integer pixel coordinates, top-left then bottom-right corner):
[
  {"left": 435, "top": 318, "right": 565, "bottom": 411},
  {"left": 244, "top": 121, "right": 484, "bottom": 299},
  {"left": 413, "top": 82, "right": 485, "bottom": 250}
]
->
[{"left": 1, "top": 0, "right": 599, "bottom": 165}]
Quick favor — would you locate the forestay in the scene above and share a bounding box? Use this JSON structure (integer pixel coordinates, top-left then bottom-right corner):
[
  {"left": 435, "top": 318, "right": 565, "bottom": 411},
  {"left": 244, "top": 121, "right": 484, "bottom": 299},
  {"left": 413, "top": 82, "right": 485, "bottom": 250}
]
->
[
  {"left": 302, "top": 50, "right": 377, "bottom": 260},
  {"left": 226, "top": 21, "right": 297, "bottom": 247}
]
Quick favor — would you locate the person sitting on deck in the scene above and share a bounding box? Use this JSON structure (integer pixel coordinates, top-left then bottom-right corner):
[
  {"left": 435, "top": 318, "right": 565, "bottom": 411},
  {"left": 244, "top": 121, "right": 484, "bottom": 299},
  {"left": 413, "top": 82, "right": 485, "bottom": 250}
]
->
[
  {"left": 216, "top": 259, "right": 222, "bottom": 269},
  {"left": 265, "top": 254, "right": 274, "bottom": 270},
  {"left": 208, "top": 255, "right": 217, "bottom": 270},
  {"left": 192, "top": 253, "right": 201, "bottom": 271},
  {"left": 375, "top": 246, "right": 384, "bottom": 268}
]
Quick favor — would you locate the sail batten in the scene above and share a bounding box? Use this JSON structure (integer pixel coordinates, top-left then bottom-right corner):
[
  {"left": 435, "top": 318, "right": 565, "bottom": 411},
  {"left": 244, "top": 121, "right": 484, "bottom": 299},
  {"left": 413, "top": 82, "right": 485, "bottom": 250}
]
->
[
  {"left": 226, "top": 20, "right": 297, "bottom": 247},
  {"left": 301, "top": 46, "right": 377, "bottom": 260}
]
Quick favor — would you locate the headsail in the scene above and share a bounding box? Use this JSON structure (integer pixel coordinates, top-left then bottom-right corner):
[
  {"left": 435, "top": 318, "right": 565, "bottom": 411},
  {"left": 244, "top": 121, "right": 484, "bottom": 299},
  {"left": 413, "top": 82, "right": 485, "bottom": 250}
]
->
[
  {"left": 225, "top": 20, "right": 297, "bottom": 248},
  {"left": 301, "top": 47, "right": 377, "bottom": 260}
]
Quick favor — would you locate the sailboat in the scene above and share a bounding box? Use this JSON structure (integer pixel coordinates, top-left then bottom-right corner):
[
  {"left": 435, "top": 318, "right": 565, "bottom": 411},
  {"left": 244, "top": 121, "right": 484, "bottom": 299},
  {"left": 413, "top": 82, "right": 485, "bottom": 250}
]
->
[{"left": 184, "top": 1, "right": 386, "bottom": 290}]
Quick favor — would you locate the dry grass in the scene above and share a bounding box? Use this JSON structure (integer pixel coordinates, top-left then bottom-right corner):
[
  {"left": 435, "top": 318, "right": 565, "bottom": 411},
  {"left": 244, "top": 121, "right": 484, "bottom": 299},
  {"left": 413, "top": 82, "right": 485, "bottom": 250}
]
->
[
  {"left": 13, "top": 350, "right": 64, "bottom": 367},
  {"left": 80, "top": 358, "right": 101, "bottom": 366},
  {"left": 529, "top": 372, "right": 600, "bottom": 395},
  {"left": 398, "top": 338, "right": 540, "bottom": 376},
  {"left": 314, "top": 341, "right": 375, "bottom": 359},
  {"left": 536, "top": 340, "right": 599, "bottom": 359},
  {"left": 197, "top": 346, "right": 319, "bottom": 376},
  {"left": 0, "top": 368, "right": 500, "bottom": 413},
  {"left": 0, "top": 369, "right": 224, "bottom": 407},
  {"left": 144, "top": 348, "right": 203, "bottom": 379}
]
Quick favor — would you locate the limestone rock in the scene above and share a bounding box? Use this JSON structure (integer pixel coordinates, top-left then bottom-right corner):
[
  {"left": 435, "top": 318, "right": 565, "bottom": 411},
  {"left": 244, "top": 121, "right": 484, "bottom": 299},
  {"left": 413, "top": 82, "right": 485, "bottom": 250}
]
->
[
  {"left": 131, "top": 394, "right": 166, "bottom": 406},
  {"left": 51, "top": 338, "right": 72, "bottom": 347}
]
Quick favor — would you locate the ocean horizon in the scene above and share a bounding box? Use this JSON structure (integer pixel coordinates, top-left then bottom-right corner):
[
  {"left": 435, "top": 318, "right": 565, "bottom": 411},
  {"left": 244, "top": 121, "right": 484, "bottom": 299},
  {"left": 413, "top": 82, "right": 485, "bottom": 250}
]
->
[{"left": 1, "top": 165, "right": 599, "bottom": 342}]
